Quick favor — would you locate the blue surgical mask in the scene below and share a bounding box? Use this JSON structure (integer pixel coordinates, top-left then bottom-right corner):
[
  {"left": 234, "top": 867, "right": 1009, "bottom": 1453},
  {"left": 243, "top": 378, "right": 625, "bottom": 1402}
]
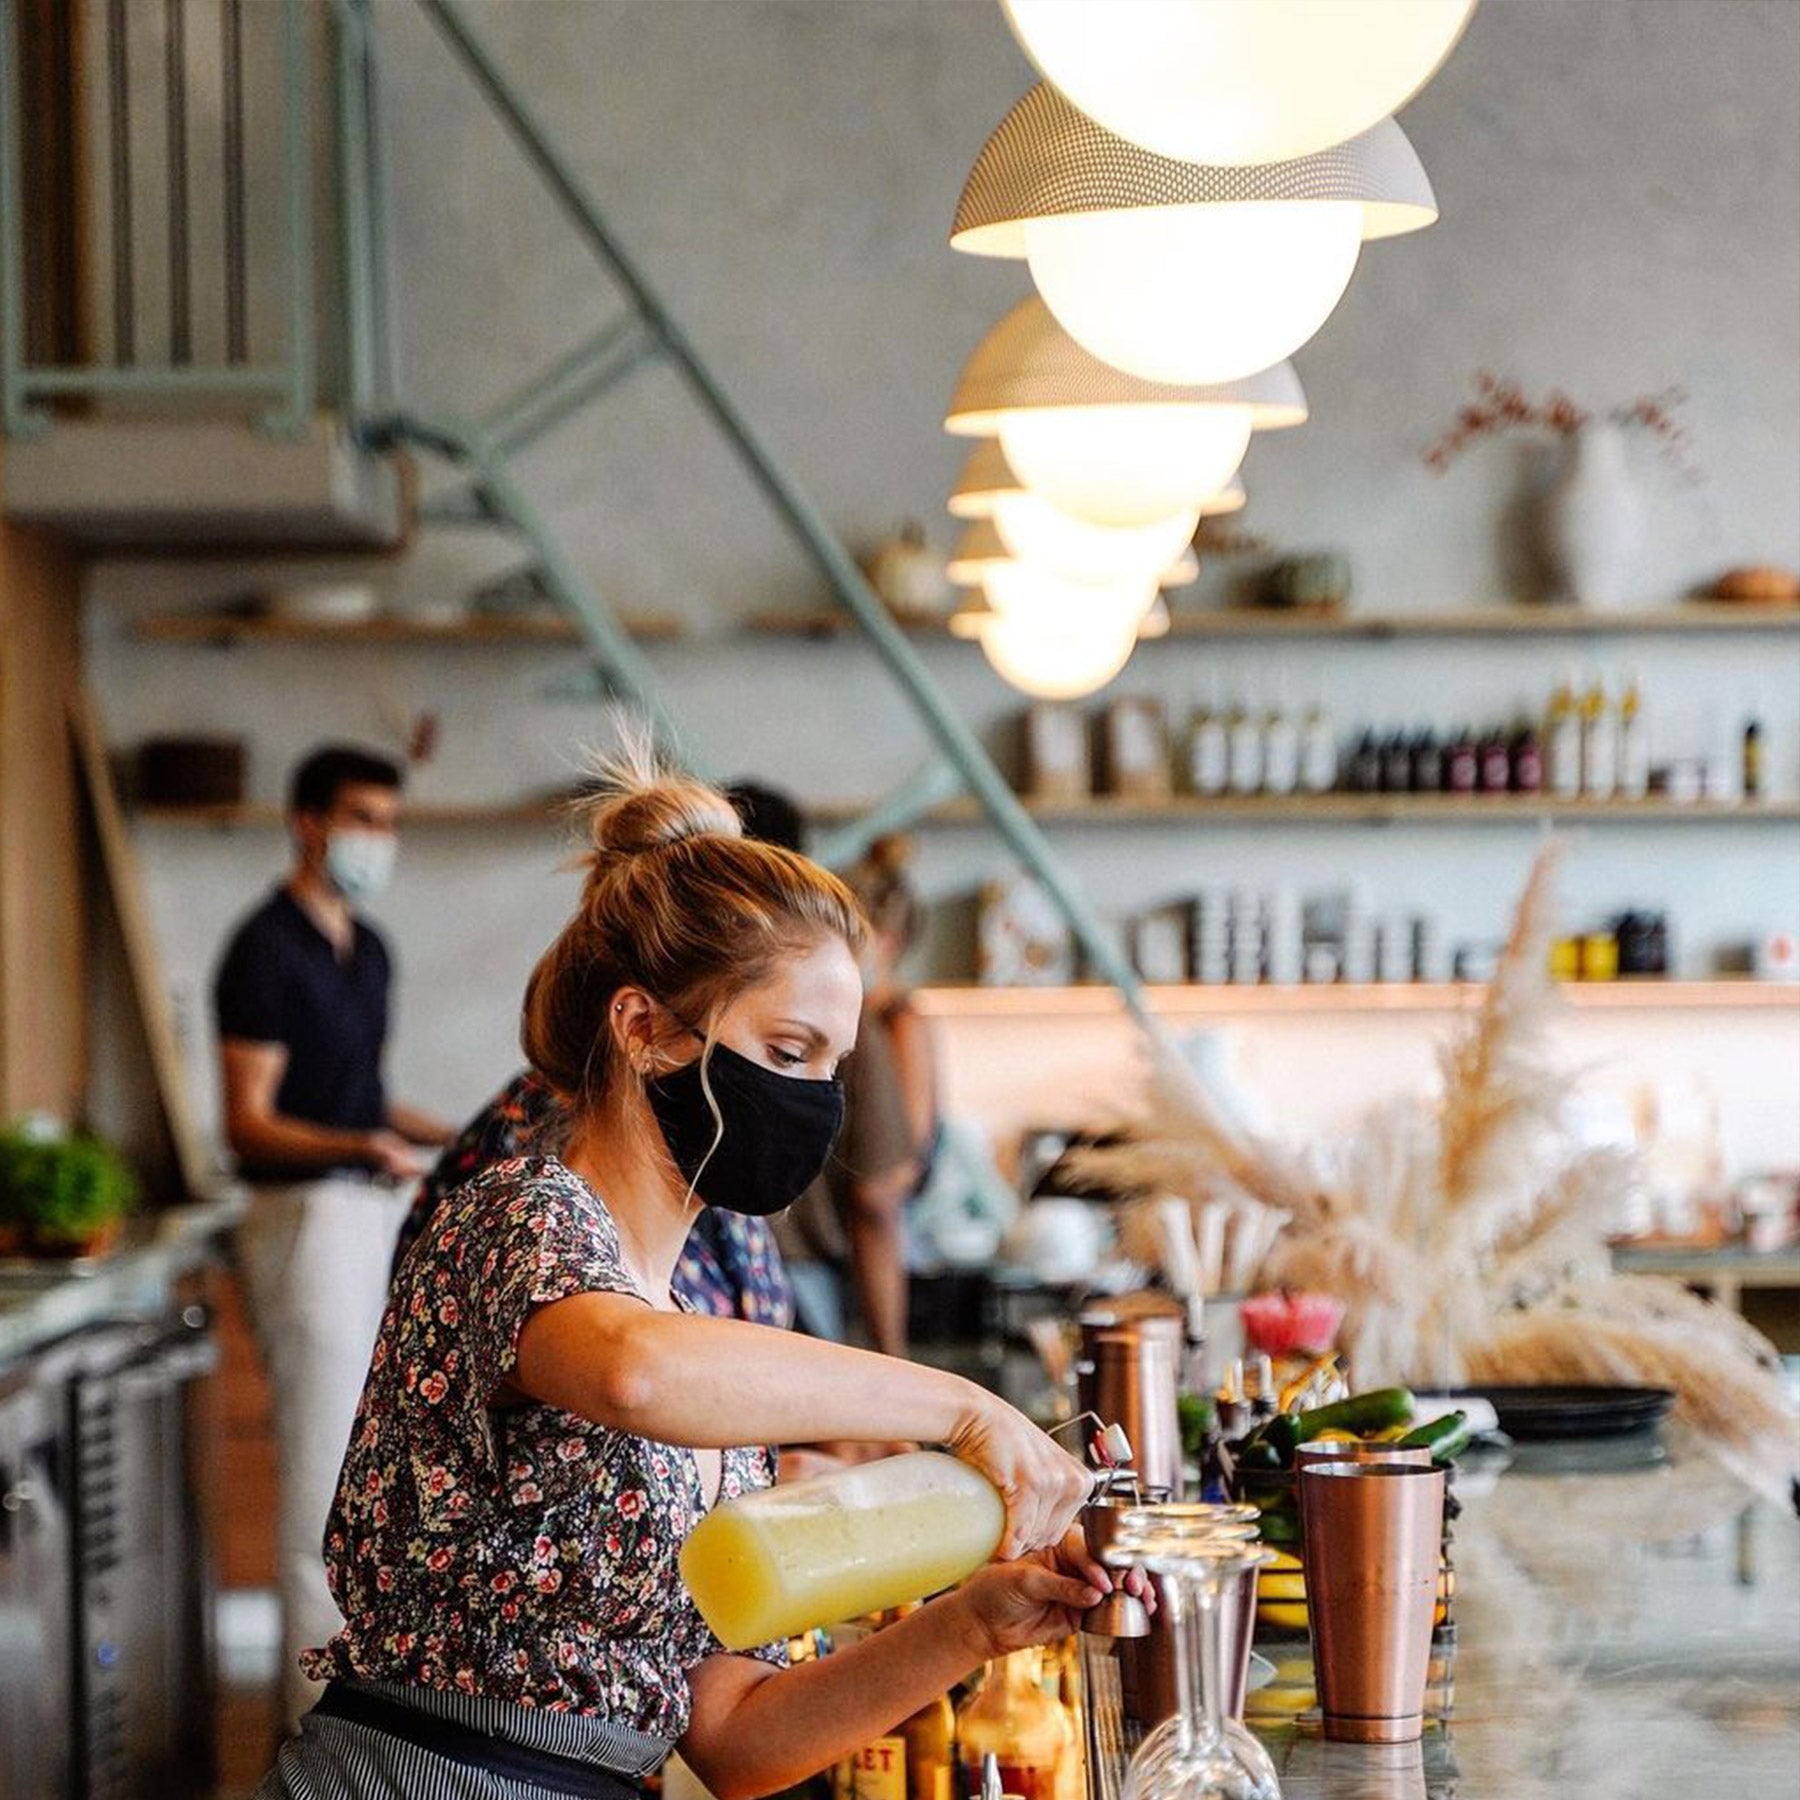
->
[{"left": 325, "top": 829, "right": 397, "bottom": 901}]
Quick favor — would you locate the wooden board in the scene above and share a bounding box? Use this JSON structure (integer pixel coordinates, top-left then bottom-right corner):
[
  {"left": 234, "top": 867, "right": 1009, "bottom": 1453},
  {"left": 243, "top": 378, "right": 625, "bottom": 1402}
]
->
[
  {"left": 67, "top": 686, "right": 212, "bottom": 1198},
  {"left": 0, "top": 499, "right": 86, "bottom": 1119}
]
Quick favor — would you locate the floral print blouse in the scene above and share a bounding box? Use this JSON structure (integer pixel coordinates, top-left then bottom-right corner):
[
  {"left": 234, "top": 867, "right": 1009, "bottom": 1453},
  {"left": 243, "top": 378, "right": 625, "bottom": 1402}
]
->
[
  {"left": 306, "top": 1156, "right": 786, "bottom": 1737},
  {"left": 392, "top": 1070, "right": 795, "bottom": 1330}
]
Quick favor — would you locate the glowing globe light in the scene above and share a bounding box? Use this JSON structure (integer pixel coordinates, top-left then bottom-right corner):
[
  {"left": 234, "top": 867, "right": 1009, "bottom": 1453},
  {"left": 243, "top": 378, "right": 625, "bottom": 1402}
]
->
[
  {"left": 946, "top": 299, "right": 1305, "bottom": 528},
  {"left": 988, "top": 491, "right": 1199, "bottom": 586},
  {"left": 1022, "top": 202, "right": 1363, "bottom": 386},
  {"left": 1000, "top": 0, "right": 1477, "bottom": 165},
  {"left": 953, "top": 92, "right": 1436, "bottom": 385},
  {"left": 976, "top": 603, "right": 1143, "bottom": 700}
]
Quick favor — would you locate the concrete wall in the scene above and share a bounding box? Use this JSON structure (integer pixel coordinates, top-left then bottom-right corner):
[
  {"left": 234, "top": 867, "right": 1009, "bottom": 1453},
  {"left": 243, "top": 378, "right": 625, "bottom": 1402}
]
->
[{"left": 82, "top": 0, "right": 1800, "bottom": 1157}]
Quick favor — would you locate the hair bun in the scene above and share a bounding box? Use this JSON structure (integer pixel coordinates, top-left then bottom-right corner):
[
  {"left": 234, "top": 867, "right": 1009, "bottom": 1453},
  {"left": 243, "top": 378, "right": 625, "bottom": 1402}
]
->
[{"left": 581, "top": 750, "right": 744, "bottom": 862}]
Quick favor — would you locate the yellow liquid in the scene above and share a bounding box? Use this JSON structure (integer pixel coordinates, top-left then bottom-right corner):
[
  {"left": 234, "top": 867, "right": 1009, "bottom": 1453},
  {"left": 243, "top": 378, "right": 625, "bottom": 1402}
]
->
[{"left": 679, "top": 1451, "right": 1006, "bottom": 1651}]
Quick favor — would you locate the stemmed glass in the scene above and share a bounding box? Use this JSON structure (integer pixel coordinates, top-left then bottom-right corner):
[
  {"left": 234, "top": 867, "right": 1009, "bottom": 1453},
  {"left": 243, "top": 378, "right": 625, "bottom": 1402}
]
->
[{"left": 1104, "top": 1507, "right": 1282, "bottom": 1800}]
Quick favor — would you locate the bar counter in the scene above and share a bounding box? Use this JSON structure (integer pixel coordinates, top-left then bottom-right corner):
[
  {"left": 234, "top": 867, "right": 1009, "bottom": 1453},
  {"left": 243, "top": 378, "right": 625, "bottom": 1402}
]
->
[{"left": 1241, "top": 1442, "right": 1798, "bottom": 1797}]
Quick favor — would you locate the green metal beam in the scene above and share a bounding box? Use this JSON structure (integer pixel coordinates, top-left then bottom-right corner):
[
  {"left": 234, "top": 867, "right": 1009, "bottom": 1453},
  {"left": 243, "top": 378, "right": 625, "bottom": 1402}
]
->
[{"left": 479, "top": 313, "right": 660, "bottom": 459}]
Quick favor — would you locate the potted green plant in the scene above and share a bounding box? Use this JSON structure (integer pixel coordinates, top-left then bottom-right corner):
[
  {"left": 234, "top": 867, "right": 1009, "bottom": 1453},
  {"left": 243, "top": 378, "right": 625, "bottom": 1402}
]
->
[{"left": 0, "top": 1115, "right": 139, "bottom": 1258}]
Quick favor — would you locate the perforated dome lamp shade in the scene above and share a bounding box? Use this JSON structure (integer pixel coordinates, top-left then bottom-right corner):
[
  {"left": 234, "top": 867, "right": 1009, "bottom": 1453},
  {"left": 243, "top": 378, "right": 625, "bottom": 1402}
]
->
[
  {"left": 946, "top": 298, "right": 1305, "bottom": 527},
  {"left": 950, "top": 439, "right": 1247, "bottom": 523},
  {"left": 952, "top": 89, "right": 1437, "bottom": 384},
  {"left": 1000, "top": 0, "right": 1476, "bottom": 166}
]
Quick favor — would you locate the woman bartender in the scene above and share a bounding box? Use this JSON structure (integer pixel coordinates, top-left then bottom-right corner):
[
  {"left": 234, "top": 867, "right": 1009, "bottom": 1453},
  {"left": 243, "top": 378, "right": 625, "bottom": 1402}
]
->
[{"left": 257, "top": 761, "right": 1108, "bottom": 1800}]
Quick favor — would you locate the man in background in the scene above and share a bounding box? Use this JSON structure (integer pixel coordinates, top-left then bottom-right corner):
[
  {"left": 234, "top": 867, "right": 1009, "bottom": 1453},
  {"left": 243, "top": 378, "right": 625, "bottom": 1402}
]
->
[{"left": 214, "top": 743, "right": 451, "bottom": 1727}]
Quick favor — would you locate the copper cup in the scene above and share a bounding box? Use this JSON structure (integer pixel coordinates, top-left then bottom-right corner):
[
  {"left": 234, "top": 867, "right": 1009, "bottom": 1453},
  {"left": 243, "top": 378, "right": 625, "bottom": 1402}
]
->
[
  {"left": 1298, "top": 1461, "right": 1445, "bottom": 1744},
  {"left": 1079, "top": 1495, "right": 1153, "bottom": 1639}
]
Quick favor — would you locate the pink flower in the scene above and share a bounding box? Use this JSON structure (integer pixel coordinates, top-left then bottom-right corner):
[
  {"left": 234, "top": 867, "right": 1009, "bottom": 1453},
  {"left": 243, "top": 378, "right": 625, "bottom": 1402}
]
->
[
  {"left": 491, "top": 1570, "right": 518, "bottom": 1593},
  {"left": 419, "top": 1371, "right": 449, "bottom": 1406},
  {"left": 534, "top": 1569, "right": 563, "bottom": 1595},
  {"left": 437, "top": 1297, "right": 460, "bottom": 1327},
  {"left": 555, "top": 1437, "right": 587, "bottom": 1463},
  {"left": 533, "top": 1535, "right": 555, "bottom": 1560},
  {"left": 426, "top": 1547, "right": 454, "bottom": 1573},
  {"left": 616, "top": 1489, "right": 646, "bottom": 1519},
  {"left": 514, "top": 1482, "right": 542, "bottom": 1504},
  {"left": 376, "top": 1568, "right": 395, "bottom": 1594},
  {"left": 425, "top": 1466, "right": 455, "bottom": 1497}
]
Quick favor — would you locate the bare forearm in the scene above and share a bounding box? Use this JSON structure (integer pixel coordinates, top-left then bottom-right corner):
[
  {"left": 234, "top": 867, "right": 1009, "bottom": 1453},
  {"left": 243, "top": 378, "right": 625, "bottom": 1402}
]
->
[
  {"left": 227, "top": 1112, "right": 374, "bottom": 1173},
  {"left": 518, "top": 1300, "right": 982, "bottom": 1449},
  {"left": 387, "top": 1101, "right": 453, "bottom": 1145},
  {"left": 683, "top": 1595, "right": 984, "bottom": 1798}
]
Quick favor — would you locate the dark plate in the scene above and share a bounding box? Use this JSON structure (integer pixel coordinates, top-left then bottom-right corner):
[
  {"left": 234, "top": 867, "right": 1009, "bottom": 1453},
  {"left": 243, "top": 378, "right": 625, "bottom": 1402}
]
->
[{"left": 1447, "top": 1383, "right": 1676, "bottom": 1440}]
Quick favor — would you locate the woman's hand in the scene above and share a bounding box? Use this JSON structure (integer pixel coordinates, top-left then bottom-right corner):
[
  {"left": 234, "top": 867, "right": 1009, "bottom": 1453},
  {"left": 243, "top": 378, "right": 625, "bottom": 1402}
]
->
[
  {"left": 955, "top": 1528, "right": 1156, "bottom": 1660},
  {"left": 946, "top": 1394, "right": 1093, "bottom": 1559}
]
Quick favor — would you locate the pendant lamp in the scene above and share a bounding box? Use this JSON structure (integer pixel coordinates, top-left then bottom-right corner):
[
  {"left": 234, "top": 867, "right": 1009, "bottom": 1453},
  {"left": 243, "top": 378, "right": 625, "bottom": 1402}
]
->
[
  {"left": 946, "top": 298, "right": 1305, "bottom": 527},
  {"left": 953, "top": 89, "right": 1436, "bottom": 385},
  {"left": 1000, "top": 0, "right": 1476, "bottom": 165},
  {"left": 972, "top": 597, "right": 1145, "bottom": 700},
  {"left": 950, "top": 438, "right": 1247, "bottom": 523},
  {"left": 947, "top": 522, "right": 1196, "bottom": 596}
]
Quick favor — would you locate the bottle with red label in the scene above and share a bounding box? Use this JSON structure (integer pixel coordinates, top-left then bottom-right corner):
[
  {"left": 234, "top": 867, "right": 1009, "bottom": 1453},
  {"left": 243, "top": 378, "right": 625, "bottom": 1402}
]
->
[{"left": 953, "top": 1650, "right": 1075, "bottom": 1800}]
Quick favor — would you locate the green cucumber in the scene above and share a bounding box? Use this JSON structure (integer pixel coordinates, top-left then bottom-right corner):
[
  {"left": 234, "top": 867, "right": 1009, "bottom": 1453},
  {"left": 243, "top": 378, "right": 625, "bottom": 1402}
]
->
[
  {"left": 1294, "top": 1387, "right": 1415, "bottom": 1444},
  {"left": 1396, "top": 1410, "right": 1473, "bottom": 1464}
]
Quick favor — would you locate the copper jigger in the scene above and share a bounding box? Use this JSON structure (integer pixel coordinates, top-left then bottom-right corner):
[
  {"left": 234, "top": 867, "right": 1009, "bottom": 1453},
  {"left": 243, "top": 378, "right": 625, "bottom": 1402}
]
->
[
  {"left": 1079, "top": 1495, "right": 1153, "bottom": 1638},
  {"left": 1298, "top": 1461, "right": 1445, "bottom": 1745}
]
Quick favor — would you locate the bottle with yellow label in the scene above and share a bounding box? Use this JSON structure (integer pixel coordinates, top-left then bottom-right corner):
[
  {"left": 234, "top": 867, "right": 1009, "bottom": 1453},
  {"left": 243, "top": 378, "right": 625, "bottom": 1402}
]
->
[
  {"left": 901, "top": 1690, "right": 955, "bottom": 1800},
  {"left": 834, "top": 1737, "right": 908, "bottom": 1800}
]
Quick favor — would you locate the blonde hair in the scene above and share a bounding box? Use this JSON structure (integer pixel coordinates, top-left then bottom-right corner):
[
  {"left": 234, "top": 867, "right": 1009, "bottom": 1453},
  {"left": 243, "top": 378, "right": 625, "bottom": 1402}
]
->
[{"left": 522, "top": 750, "right": 865, "bottom": 1116}]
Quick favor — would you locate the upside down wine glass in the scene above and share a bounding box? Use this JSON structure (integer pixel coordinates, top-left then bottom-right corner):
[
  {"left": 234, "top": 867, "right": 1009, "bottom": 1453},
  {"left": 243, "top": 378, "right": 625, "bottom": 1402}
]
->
[{"left": 1105, "top": 1514, "right": 1282, "bottom": 1800}]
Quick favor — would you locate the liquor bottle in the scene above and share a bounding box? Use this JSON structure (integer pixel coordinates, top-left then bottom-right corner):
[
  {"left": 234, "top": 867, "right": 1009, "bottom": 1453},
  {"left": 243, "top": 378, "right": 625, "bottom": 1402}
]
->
[
  {"left": 1445, "top": 726, "right": 1479, "bottom": 795},
  {"left": 1478, "top": 728, "right": 1512, "bottom": 794},
  {"left": 1580, "top": 677, "right": 1616, "bottom": 798},
  {"left": 1546, "top": 674, "right": 1582, "bottom": 798},
  {"left": 1300, "top": 701, "right": 1338, "bottom": 793},
  {"left": 1381, "top": 732, "right": 1414, "bottom": 793},
  {"left": 1512, "top": 721, "right": 1544, "bottom": 794},
  {"left": 1410, "top": 727, "right": 1444, "bottom": 793},
  {"left": 1188, "top": 686, "right": 1228, "bottom": 797},
  {"left": 1617, "top": 675, "right": 1649, "bottom": 800},
  {"left": 953, "top": 1652, "right": 1074, "bottom": 1800},
  {"left": 837, "top": 1735, "right": 908, "bottom": 1799},
  {"left": 901, "top": 1691, "right": 955, "bottom": 1800},
  {"left": 1743, "top": 717, "right": 1764, "bottom": 800},
  {"left": 1227, "top": 695, "right": 1263, "bottom": 794},
  {"left": 1347, "top": 730, "right": 1382, "bottom": 793}
]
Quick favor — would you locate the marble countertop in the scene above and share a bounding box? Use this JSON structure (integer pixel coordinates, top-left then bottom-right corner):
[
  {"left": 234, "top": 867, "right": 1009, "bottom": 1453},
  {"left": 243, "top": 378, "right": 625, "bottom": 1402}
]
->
[
  {"left": 1241, "top": 1444, "right": 1799, "bottom": 1798},
  {"left": 0, "top": 1189, "right": 245, "bottom": 1367}
]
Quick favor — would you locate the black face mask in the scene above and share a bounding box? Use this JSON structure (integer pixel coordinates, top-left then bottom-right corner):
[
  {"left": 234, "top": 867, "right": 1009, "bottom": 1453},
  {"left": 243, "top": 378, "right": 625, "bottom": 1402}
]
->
[{"left": 646, "top": 1038, "right": 844, "bottom": 1216}]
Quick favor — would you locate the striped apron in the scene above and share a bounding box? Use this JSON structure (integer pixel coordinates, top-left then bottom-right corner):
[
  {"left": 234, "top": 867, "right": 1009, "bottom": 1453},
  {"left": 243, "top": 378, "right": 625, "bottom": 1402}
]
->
[{"left": 256, "top": 1677, "right": 673, "bottom": 1799}]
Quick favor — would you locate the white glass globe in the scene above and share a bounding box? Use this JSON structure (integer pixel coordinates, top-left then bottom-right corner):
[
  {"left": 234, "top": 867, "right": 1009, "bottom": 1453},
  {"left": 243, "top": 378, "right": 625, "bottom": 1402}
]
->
[
  {"left": 1002, "top": 0, "right": 1476, "bottom": 165},
  {"left": 977, "top": 605, "right": 1141, "bottom": 700},
  {"left": 989, "top": 492, "right": 1198, "bottom": 588},
  {"left": 981, "top": 559, "right": 1159, "bottom": 632},
  {"left": 1024, "top": 202, "right": 1363, "bottom": 386},
  {"left": 999, "top": 404, "right": 1252, "bottom": 528}
]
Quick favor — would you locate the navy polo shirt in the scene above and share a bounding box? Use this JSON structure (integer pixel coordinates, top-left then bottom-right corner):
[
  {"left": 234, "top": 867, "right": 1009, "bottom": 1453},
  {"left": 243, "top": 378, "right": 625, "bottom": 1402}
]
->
[{"left": 214, "top": 888, "right": 391, "bottom": 1172}]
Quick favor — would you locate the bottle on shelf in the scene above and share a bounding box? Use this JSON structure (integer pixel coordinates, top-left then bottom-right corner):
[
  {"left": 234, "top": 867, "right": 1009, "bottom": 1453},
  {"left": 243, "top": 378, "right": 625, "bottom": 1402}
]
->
[
  {"left": 1478, "top": 727, "right": 1512, "bottom": 795},
  {"left": 1262, "top": 688, "right": 1299, "bottom": 796},
  {"left": 1410, "top": 726, "right": 1444, "bottom": 794},
  {"left": 953, "top": 1650, "right": 1076, "bottom": 1800},
  {"left": 1188, "top": 682, "right": 1228, "bottom": 798},
  {"left": 1743, "top": 717, "right": 1764, "bottom": 800},
  {"left": 1381, "top": 730, "right": 1414, "bottom": 794},
  {"left": 1580, "top": 675, "right": 1617, "bottom": 799},
  {"left": 1445, "top": 725, "right": 1479, "bottom": 795},
  {"left": 1347, "top": 729, "right": 1382, "bottom": 794},
  {"left": 899, "top": 1688, "right": 955, "bottom": 1800},
  {"left": 1300, "top": 699, "right": 1338, "bottom": 794},
  {"left": 1547, "top": 672, "right": 1582, "bottom": 798},
  {"left": 1617, "top": 674, "right": 1649, "bottom": 800},
  {"left": 1511, "top": 718, "right": 1545, "bottom": 794},
  {"left": 1226, "top": 693, "right": 1263, "bottom": 795}
]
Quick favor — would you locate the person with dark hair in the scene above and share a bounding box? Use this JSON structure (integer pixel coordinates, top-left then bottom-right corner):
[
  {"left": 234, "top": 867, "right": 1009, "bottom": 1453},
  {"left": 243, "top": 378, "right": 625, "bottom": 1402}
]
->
[{"left": 216, "top": 742, "right": 453, "bottom": 1727}]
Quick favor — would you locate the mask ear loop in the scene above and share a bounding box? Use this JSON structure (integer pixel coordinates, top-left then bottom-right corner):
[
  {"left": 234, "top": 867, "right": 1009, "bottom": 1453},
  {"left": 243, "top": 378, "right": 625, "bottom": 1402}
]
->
[{"left": 648, "top": 999, "right": 726, "bottom": 1209}]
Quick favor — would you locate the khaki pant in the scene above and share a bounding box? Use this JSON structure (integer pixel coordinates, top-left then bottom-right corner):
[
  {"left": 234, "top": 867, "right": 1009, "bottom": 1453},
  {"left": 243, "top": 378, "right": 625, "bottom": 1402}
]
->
[{"left": 237, "top": 1177, "right": 413, "bottom": 1729}]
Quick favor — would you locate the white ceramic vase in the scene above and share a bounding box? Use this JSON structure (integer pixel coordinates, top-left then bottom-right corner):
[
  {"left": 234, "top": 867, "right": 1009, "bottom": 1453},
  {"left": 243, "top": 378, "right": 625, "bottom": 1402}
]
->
[{"left": 1539, "top": 421, "right": 1645, "bottom": 611}]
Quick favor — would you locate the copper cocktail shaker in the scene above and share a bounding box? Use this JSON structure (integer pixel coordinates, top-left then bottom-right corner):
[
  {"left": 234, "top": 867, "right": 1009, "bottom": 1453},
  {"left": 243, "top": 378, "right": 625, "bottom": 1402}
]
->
[
  {"left": 1075, "top": 1300, "right": 1183, "bottom": 1497},
  {"left": 1298, "top": 1461, "right": 1446, "bottom": 1744}
]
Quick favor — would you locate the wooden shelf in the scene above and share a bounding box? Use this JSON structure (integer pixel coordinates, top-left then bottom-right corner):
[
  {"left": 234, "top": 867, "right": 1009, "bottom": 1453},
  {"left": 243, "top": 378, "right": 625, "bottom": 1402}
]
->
[
  {"left": 915, "top": 980, "right": 1800, "bottom": 1019},
  {"left": 748, "top": 602, "right": 1800, "bottom": 641},
  {"left": 129, "top": 610, "right": 683, "bottom": 646},
  {"left": 131, "top": 799, "right": 568, "bottom": 829},
  {"left": 805, "top": 794, "right": 1800, "bottom": 828}
]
